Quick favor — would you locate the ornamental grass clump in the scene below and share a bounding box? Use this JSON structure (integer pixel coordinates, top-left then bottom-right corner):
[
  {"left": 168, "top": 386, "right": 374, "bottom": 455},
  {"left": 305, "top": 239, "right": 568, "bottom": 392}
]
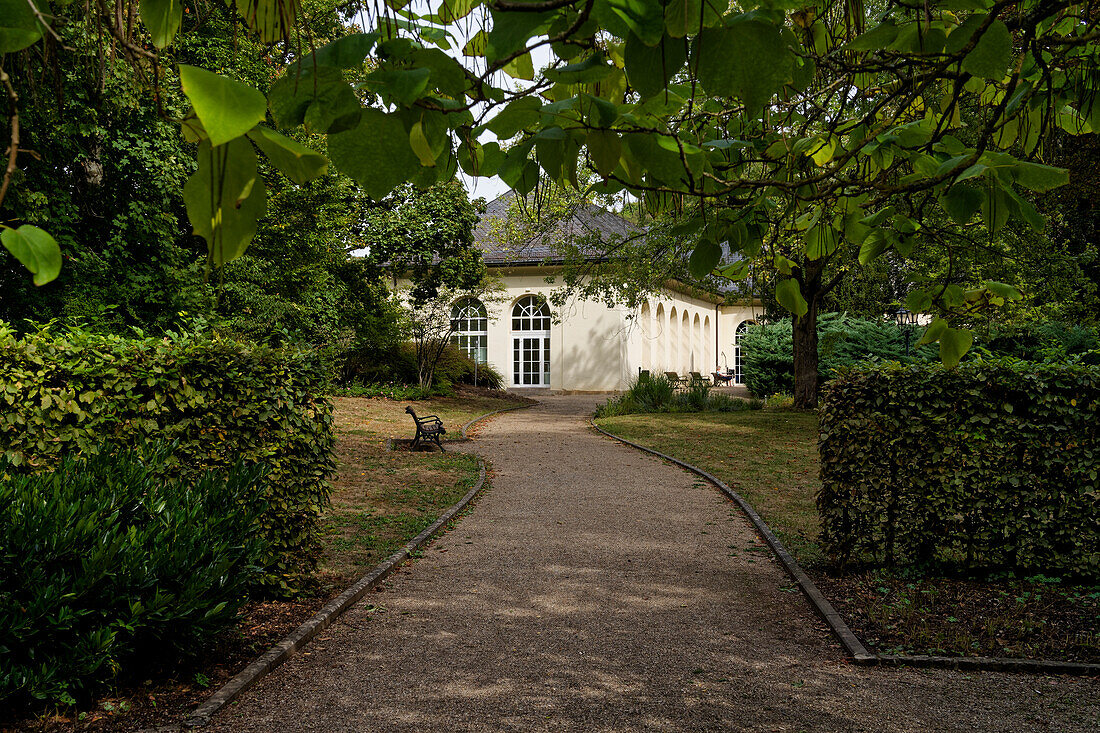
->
[
  {"left": 594, "top": 373, "right": 761, "bottom": 417},
  {"left": 0, "top": 447, "right": 268, "bottom": 710}
]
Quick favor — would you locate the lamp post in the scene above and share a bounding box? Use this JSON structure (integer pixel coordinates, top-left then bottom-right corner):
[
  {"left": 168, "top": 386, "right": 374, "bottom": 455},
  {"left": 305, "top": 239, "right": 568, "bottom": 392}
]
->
[{"left": 892, "top": 307, "right": 919, "bottom": 356}]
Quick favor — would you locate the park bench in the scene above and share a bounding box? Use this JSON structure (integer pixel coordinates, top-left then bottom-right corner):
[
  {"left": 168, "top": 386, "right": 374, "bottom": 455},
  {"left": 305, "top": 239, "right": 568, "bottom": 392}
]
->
[{"left": 405, "top": 406, "right": 446, "bottom": 451}]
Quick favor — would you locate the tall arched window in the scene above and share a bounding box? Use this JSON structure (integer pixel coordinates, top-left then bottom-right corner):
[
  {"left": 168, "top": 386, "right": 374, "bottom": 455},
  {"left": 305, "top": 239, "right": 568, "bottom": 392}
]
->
[
  {"left": 734, "top": 320, "right": 757, "bottom": 385},
  {"left": 511, "top": 296, "right": 551, "bottom": 387},
  {"left": 451, "top": 298, "right": 488, "bottom": 364}
]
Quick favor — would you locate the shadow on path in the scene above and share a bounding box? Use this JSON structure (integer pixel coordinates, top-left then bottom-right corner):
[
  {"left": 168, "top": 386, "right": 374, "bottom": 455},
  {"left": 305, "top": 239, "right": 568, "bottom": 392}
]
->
[{"left": 207, "top": 396, "right": 1099, "bottom": 732}]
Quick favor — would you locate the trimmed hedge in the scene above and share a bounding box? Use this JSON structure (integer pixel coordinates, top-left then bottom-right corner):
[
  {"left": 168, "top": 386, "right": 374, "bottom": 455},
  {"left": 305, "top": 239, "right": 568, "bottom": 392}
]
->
[
  {"left": 1, "top": 448, "right": 268, "bottom": 708},
  {"left": 818, "top": 360, "right": 1100, "bottom": 579},
  {"left": 0, "top": 323, "right": 335, "bottom": 594}
]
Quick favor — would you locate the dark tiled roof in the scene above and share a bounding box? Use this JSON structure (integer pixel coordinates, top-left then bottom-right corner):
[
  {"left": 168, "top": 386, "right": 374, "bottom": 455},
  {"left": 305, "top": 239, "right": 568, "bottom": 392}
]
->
[{"left": 474, "top": 193, "right": 640, "bottom": 265}]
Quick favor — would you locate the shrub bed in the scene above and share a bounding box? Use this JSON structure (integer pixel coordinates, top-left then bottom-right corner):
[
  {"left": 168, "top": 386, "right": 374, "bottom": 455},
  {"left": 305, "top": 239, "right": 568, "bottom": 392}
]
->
[
  {"left": 0, "top": 323, "right": 335, "bottom": 594},
  {"left": 0, "top": 448, "right": 268, "bottom": 708},
  {"left": 818, "top": 360, "right": 1100, "bottom": 579}
]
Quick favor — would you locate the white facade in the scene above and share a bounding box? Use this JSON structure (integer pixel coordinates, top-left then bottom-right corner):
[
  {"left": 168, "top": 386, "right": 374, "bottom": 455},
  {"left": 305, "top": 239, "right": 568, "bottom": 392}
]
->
[{"left": 402, "top": 265, "right": 760, "bottom": 391}]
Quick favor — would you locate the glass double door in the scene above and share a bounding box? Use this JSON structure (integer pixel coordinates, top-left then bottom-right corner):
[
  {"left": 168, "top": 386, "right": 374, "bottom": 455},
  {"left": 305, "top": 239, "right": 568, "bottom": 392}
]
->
[{"left": 513, "top": 335, "right": 550, "bottom": 387}]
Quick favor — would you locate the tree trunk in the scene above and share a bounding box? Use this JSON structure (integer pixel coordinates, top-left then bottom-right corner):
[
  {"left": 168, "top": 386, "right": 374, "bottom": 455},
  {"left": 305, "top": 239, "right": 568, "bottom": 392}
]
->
[
  {"left": 792, "top": 299, "right": 819, "bottom": 409},
  {"left": 791, "top": 259, "right": 825, "bottom": 410}
]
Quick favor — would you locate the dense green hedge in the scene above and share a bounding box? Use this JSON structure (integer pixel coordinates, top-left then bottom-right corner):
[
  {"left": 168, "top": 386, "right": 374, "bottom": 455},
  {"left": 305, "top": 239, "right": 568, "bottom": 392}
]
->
[
  {"left": 818, "top": 360, "right": 1100, "bottom": 579},
  {"left": 1, "top": 448, "right": 268, "bottom": 708},
  {"left": 0, "top": 323, "right": 335, "bottom": 594}
]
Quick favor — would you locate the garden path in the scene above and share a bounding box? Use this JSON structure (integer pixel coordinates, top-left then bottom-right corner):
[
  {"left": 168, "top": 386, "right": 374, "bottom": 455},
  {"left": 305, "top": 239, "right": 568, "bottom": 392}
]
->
[{"left": 206, "top": 395, "right": 1099, "bottom": 732}]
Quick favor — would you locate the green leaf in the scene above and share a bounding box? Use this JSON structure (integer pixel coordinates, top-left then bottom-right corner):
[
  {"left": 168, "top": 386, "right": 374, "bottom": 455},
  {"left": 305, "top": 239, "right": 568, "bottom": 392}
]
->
[
  {"left": 328, "top": 109, "right": 419, "bottom": 201},
  {"left": 917, "top": 317, "right": 948, "bottom": 346},
  {"left": 486, "top": 8, "right": 553, "bottom": 64},
  {"left": 246, "top": 127, "right": 328, "bottom": 184},
  {"left": 939, "top": 183, "right": 984, "bottom": 224},
  {"left": 906, "top": 289, "right": 933, "bottom": 313},
  {"left": 664, "top": 0, "right": 722, "bottom": 38},
  {"left": 939, "top": 327, "right": 974, "bottom": 368},
  {"left": 139, "top": 0, "right": 182, "bottom": 48},
  {"left": 183, "top": 138, "right": 267, "bottom": 267},
  {"left": 544, "top": 53, "right": 614, "bottom": 84},
  {"left": 269, "top": 68, "right": 362, "bottom": 134},
  {"left": 293, "top": 32, "right": 378, "bottom": 72},
  {"left": 0, "top": 0, "right": 46, "bottom": 53},
  {"left": 596, "top": 0, "right": 665, "bottom": 45},
  {"left": 625, "top": 33, "right": 687, "bottom": 98},
  {"left": 409, "top": 121, "right": 437, "bottom": 168},
  {"left": 688, "top": 239, "right": 722, "bottom": 278},
  {"left": 960, "top": 19, "right": 1012, "bottom": 80},
  {"left": 1, "top": 225, "right": 61, "bottom": 285},
  {"left": 485, "top": 97, "right": 541, "bottom": 139},
  {"left": 504, "top": 52, "right": 535, "bottom": 81},
  {"left": 805, "top": 224, "right": 840, "bottom": 260},
  {"left": 587, "top": 130, "right": 622, "bottom": 178},
  {"left": 1012, "top": 162, "right": 1069, "bottom": 193},
  {"left": 366, "top": 68, "right": 432, "bottom": 105},
  {"left": 435, "top": 0, "right": 482, "bottom": 23},
  {"left": 694, "top": 17, "right": 792, "bottom": 118},
  {"left": 230, "top": 0, "right": 295, "bottom": 44},
  {"left": 845, "top": 22, "right": 898, "bottom": 52},
  {"left": 858, "top": 230, "right": 890, "bottom": 265},
  {"left": 776, "top": 278, "right": 808, "bottom": 318},
  {"left": 983, "top": 281, "right": 1022, "bottom": 301},
  {"left": 178, "top": 65, "right": 267, "bottom": 147}
]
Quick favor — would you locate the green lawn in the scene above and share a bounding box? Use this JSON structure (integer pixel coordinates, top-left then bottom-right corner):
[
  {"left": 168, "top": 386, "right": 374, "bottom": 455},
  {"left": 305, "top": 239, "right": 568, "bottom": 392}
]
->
[{"left": 596, "top": 409, "right": 825, "bottom": 567}]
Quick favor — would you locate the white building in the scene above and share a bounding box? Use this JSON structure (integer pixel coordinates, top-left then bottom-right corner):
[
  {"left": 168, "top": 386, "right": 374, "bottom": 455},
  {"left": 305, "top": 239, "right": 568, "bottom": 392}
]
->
[{"left": 407, "top": 196, "right": 761, "bottom": 392}]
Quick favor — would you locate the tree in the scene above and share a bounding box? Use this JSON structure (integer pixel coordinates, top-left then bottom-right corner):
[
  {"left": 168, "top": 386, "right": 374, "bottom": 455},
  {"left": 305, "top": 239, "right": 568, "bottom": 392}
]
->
[
  {"left": 5, "top": 0, "right": 1100, "bottom": 407},
  {"left": 398, "top": 276, "right": 504, "bottom": 389}
]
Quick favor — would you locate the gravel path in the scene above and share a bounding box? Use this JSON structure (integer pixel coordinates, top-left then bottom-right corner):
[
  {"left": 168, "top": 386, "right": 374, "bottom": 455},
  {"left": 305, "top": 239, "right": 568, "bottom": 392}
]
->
[{"left": 207, "top": 395, "right": 1099, "bottom": 732}]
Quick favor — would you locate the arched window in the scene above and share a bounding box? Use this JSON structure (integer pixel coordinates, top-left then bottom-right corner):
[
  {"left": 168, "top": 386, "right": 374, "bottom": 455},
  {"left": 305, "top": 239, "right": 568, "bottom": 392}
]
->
[
  {"left": 734, "top": 320, "right": 756, "bottom": 385},
  {"left": 451, "top": 298, "right": 487, "bottom": 364},
  {"left": 511, "top": 296, "right": 551, "bottom": 386}
]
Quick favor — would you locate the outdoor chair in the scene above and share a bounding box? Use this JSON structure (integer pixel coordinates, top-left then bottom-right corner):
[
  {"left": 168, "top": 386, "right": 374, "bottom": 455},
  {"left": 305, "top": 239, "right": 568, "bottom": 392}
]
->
[{"left": 664, "top": 371, "right": 688, "bottom": 389}]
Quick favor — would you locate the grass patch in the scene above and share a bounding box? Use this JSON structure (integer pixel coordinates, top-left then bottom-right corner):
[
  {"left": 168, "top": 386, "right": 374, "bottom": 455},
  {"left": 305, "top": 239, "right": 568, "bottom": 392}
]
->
[
  {"left": 595, "top": 409, "right": 1100, "bottom": 663},
  {"left": 597, "top": 409, "right": 823, "bottom": 566},
  {"left": 320, "top": 388, "right": 531, "bottom": 582}
]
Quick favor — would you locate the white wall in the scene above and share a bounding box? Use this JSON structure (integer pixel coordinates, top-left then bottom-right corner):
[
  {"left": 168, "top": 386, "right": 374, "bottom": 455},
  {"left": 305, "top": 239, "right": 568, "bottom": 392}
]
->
[{"left": 398, "top": 268, "right": 760, "bottom": 391}]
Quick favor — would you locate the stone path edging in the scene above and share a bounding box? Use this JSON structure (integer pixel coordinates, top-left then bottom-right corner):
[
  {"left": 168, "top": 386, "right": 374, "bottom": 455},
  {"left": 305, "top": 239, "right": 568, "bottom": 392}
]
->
[
  {"left": 185, "top": 403, "right": 535, "bottom": 728},
  {"left": 183, "top": 461, "right": 486, "bottom": 728},
  {"left": 589, "top": 419, "right": 875, "bottom": 665},
  {"left": 591, "top": 419, "right": 1100, "bottom": 677}
]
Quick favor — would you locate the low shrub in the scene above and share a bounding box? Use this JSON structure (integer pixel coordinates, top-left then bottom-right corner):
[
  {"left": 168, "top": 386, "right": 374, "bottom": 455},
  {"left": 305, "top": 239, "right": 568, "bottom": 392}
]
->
[
  {"left": 595, "top": 373, "right": 762, "bottom": 417},
  {"left": 0, "top": 322, "right": 335, "bottom": 595},
  {"left": 0, "top": 447, "right": 268, "bottom": 709},
  {"left": 818, "top": 359, "right": 1100, "bottom": 579}
]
